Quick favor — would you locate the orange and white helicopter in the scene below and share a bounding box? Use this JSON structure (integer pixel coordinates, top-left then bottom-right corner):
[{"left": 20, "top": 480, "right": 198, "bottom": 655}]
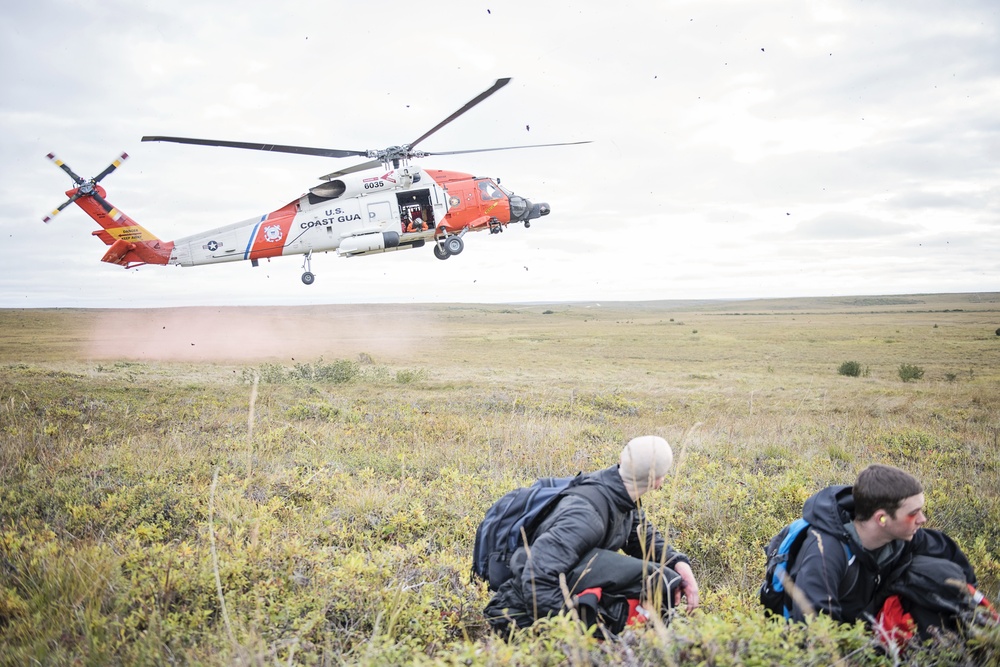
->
[{"left": 43, "top": 78, "right": 588, "bottom": 284}]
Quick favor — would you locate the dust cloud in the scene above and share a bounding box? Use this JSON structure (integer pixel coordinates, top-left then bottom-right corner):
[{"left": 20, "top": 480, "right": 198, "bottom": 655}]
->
[{"left": 84, "top": 305, "right": 438, "bottom": 363}]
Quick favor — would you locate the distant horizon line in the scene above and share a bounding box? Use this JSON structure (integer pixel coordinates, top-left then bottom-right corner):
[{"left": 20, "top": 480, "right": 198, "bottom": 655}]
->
[{"left": 3, "top": 290, "right": 998, "bottom": 312}]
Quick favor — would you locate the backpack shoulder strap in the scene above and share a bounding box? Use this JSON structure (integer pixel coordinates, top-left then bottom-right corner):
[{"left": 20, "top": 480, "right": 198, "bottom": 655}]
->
[
  {"left": 520, "top": 476, "right": 613, "bottom": 546},
  {"left": 561, "top": 483, "right": 612, "bottom": 533}
]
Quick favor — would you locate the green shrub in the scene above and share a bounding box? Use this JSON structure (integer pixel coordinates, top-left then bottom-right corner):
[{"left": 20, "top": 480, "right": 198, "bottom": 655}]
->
[
  {"left": 898, "top": 363, "right": 925, "bottom": 382},
  {"left": 285, "top": 403, "right": 341, "bottom": 421},
  {"left": 395, "top": 369, "right": 426, "bottom": 384},
  {"left": 291, "top": 358, "right": 358, "bottom": 384},
  {"left": 838, "top": 361, "right": 862, "bottom": 377},
  {"left": 241, "top": 363, "right": 287, "bottom": 384}
]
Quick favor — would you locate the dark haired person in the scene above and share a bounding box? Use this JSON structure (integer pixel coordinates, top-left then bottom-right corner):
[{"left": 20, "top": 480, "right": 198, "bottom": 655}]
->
[{"left": 784, "top": 464, "right": 981, "bottom": 635}]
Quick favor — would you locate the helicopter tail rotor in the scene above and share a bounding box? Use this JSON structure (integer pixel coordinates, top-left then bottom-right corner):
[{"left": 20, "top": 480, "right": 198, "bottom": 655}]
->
[{"left": 43, "top": 152, "right": 128, "bottom": 223}]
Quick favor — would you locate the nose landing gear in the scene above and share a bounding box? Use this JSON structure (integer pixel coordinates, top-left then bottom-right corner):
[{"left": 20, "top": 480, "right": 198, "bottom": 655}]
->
[
  {"left": 433, "top": 231, "right": 466, "bottom": 260},
  {"left": 444, "top": 235, "right": 464, "bottom": 255}
]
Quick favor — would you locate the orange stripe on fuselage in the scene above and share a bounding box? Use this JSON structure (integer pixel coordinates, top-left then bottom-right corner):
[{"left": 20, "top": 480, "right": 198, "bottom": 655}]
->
[{"left": 247, "top": 202, "right": 297, "bottom": 259}]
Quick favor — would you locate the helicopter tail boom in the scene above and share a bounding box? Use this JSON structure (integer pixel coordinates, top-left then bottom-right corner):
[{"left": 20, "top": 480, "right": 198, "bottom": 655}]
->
[
  {"left": 44, "top": 152, "right": 174, "bottom": 269},
  {"left": 71, "top": 184, "right": 173, "bottom": 268}
]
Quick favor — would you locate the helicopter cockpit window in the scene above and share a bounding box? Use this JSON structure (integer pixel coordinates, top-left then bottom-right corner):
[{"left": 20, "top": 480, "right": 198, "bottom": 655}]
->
[{"left": 477, "top": 180, "right": 504, "bottom": 201}]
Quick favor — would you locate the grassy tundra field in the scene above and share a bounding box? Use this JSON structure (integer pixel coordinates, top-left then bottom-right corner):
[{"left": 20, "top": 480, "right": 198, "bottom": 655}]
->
[{"left": 1, "top": 293, "right": 999, "bottom": 665}]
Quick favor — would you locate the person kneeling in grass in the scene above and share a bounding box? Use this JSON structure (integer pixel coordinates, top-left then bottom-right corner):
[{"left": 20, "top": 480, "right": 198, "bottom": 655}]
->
[
  {"left": 773, "top": 464, "right": 996, "bottom": 640},
  {"left": 485, "top": 436, "right": 699, "bottom": 637}
]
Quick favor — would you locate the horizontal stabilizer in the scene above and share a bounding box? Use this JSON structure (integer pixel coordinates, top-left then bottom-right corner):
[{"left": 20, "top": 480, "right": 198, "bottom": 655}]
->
[
  {"left": 92, "top": 229, "right": 116, "bottom": 246},
  {"left": 102, "top": 239, "right": 133, "bottom": 265}
]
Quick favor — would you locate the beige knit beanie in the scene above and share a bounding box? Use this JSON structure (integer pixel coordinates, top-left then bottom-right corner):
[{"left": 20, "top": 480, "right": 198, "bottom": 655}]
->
[{"left": 619, "top": 435, "right": 673, "bottom": 499}]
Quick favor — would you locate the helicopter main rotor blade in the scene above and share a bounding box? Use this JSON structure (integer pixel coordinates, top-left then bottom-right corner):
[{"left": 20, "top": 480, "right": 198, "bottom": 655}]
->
[
  {"left": 319, "top": 159, "right": 384, "bottom": 181},
  {"left": 422, "top": 140, "right": 593, "bottom": 157},
  {"left": 407, "top": 77, "right": 511, "bottom": 150},
  {"left": 142, "top": 79, "right": 585, "bottom": 180},
  {"left": 141, "top": 136, "right": 368, "bottom": 159}
]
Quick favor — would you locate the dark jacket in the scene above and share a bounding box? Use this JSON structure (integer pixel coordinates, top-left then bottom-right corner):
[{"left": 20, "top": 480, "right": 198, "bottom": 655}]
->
[
  {"left": 512, "top": 464, "right": 690, "bottom": 618},
  {"left": 788, "top": 484, "right": 975, "bottom": 623}
]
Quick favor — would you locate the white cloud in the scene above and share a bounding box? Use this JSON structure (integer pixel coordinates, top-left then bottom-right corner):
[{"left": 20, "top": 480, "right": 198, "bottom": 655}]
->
[{"left": 791, "top": 213, "right": 919, "bottom": 240}]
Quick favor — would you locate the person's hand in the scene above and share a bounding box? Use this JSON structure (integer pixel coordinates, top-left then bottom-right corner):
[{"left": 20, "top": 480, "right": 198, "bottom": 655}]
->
[{"left": 673, "top": 561, "right": 700, "bottom": 612}]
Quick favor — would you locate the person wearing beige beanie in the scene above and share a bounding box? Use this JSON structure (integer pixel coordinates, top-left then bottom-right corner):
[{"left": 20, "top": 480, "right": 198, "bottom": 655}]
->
[
  {"left": 485, "top": 435, "right": 700, "bottom": 636},
  {"left": 618, "top": 435, "right": 674, "bottom": 500}
]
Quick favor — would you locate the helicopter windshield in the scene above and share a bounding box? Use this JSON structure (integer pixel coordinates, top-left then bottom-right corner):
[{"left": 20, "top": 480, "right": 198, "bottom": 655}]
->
[{"left": 477, "top": 179, "right": 505, "bottom": 201}]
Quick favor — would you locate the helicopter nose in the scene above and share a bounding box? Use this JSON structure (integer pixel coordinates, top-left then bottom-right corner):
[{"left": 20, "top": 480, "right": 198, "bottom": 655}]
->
[
  {"left": 525, "top": 202, "right": 550, "bottom": 220},
  {"left": 508, "top": 195, "right": 550, "bottom": 223}
]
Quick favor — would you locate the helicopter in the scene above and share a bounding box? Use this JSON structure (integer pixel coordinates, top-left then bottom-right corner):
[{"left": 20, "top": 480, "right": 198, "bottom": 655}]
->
[{"left": 43, "top": 78, "right": 588, "bottom": 285}]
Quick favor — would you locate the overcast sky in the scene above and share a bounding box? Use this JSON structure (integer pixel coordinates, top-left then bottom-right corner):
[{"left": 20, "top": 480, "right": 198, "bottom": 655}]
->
[{"left": 3, "top": 0, "right": 998, "bottom": 308}]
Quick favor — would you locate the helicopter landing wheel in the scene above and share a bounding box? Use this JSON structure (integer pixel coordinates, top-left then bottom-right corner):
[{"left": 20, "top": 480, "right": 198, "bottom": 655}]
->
[
  {"left": 301, "top": 271, "right": 315, "bottom": 285},
  {"left": 433, "top": 244, "right": 450, "bottom": 260},
  {"left": 524, "top": 221, "right": 531, "bottom": 228},
  {"left": 445, "top": 236, "right": 464, "bottom": 256}
]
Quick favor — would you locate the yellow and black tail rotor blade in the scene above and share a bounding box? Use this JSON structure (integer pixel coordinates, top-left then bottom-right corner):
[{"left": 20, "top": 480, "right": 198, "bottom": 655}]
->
[
  {"left": 90, "top": 191, "right": 116, "bottom": 214},
  {"left": 42, "top": 195, "right": 81, "bottom": 223},
  {"left": 42, "top": 151, "right": 128, "bottom": 223},
  {"left": 93, "top": 152, "right": 129, "bottom": 183},
  {"left": 46, "top": 152, "right": 85, "bottom": 184}
]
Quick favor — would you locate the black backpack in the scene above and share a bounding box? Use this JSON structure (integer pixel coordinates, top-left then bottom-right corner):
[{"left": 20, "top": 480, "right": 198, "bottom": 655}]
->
[
  {"left": 472, "top": 474, "right": 610, "bottom": 591},
  {"left": 884, "top": 554, "right": 977, "bottom": 637}
]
